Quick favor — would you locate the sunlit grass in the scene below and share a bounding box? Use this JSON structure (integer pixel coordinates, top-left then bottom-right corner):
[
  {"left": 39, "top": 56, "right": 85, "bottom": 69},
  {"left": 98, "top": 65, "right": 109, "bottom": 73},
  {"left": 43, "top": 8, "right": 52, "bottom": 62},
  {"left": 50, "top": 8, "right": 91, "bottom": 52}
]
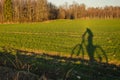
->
[{"left": 0, "top": 19, "right": 120, "bottom": 62}]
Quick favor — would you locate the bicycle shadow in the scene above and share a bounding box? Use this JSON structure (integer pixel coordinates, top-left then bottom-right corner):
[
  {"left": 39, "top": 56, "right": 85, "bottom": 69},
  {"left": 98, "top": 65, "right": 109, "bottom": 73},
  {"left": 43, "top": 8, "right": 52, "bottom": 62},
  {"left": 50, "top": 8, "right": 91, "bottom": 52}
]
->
[{"left": 71, "top": 28, "right": 108, "bottom": 63}]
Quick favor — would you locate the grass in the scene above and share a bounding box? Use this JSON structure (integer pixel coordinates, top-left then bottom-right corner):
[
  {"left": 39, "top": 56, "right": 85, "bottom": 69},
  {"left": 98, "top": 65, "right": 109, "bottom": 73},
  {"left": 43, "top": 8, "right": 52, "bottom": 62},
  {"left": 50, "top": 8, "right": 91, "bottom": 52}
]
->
[
  {"left": 0, "top": 19, "right": 120, "bottom": 80},
  {"left": 0, "top": 19, "right": 120, "bottom": 62}
]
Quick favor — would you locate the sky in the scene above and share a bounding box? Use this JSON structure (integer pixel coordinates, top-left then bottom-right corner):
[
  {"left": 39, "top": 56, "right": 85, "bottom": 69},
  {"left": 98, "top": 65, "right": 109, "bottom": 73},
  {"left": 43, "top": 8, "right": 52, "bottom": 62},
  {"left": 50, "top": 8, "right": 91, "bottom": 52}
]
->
[{"left": 47, "top": 0, "right": 120, "bottom": 8}]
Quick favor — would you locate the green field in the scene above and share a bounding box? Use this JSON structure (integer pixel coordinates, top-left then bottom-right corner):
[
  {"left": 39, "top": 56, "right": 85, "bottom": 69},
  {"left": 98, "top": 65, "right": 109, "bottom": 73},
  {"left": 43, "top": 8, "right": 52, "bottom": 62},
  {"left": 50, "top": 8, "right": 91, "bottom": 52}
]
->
[
  {"left": 0, "top": 19, "right": 120, "bottom": 62},
  {"left": 0, "top": 19, "right": 120, "bottom": 80}
]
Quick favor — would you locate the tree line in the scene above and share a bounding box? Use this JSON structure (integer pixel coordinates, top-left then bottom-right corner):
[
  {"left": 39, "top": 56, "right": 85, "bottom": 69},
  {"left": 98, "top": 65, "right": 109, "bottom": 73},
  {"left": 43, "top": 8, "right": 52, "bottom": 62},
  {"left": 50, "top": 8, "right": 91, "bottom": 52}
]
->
[{"left": 0, "top": 0, "right": 120, "bottom": 23}]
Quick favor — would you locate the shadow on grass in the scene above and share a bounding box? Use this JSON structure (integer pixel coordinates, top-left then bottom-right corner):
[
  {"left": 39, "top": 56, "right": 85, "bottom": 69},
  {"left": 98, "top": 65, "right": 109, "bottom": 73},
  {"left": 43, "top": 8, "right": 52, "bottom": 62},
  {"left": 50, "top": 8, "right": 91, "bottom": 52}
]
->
[
  {"left": 0, "top": 47, "right": 120, "bottom": 80},
  {"left": 71, "top": 28, "right": 108, "bottom": 64}
]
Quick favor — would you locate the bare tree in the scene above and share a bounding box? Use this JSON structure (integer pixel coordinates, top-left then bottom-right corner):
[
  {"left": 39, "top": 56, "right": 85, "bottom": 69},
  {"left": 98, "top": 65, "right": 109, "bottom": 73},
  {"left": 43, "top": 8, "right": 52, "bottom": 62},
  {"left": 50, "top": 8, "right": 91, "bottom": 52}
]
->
[
  {"left": 0, "top": 0, "right": 4, "bottom": 23},
  {"left": 48, "top": 2, "right": 58, "bottom": 20},
  {"left": 0, "top": 0, "right": 120, "bottom": 23}
]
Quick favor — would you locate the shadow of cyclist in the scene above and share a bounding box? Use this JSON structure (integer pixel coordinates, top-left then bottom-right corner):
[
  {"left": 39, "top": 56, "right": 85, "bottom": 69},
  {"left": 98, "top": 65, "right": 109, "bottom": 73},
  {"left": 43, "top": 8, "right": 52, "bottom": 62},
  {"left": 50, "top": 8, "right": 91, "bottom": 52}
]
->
[
  {"left": 82, "top": 28, "right": 95, "bottom": 62},
  {"left": 71, "top": 28, "right": 108, "bottom": 63}
]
